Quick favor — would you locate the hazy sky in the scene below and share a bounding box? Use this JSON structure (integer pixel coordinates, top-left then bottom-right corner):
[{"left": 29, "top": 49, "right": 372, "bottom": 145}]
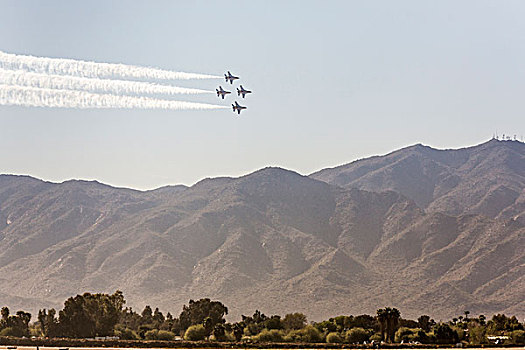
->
[{"left": 1, "top": 0, "right": 524, "bottom": 190}]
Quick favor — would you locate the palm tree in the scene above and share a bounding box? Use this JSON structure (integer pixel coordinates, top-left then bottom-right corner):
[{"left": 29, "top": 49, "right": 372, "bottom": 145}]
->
[
  {"left": 377, "top": 307, "right": 401, "bottom": 342},
  {"left": 376, "top": 308, "right": 388, "bottom": 341},
  {"left": 386, "top": 308, "right": 401, "bottom": 342},
  {"left": 479, "top": 314, "right": 486, "bottom": 326},
  {"left": 464, "top": 310, "right": 470, "bottom": 322}
]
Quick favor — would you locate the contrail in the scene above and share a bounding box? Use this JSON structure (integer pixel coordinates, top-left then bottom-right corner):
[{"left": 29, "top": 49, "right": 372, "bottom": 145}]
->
[
  {"left": 0, "top": 50, "right": 221, "bottom": 81},
  {"left": 0, "top": 84, "right": 228, "bottom": 110},
  {"left": 0, "top": 68, "right": 213, "bottom": 96}
]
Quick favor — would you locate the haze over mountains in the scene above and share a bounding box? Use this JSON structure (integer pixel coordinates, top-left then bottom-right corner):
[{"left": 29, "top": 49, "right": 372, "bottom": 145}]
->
[{"left": 0, "top": 139, "right": 523, "bottom": 321}]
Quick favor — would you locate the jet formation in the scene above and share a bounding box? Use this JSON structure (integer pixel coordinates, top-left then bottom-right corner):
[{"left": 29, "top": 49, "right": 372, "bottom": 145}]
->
[{"left": 218, "top": 71, "right": 250, "bottom": 115}]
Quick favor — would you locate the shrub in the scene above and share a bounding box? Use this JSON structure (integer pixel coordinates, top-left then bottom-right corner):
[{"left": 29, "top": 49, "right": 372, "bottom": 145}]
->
[
  {"left": 115, "top": 327, "right": 139, "bottom": 340},
  {"left": 254, "top": 328, "right": 285, "bottom": 342},
  {"left": 144, "top": 329, "right": 159, "bottom": 340},
  {"left": 326, "top": 332, "right": 343, "bottom": 343},
  {"left": 285, "top": 325, "right": 323, "bottom": 343},
  {"left": 184, "top": 324, "right": 207, "bottom": 341},
  {"left": 157, "top": 330, "right": 176, "bottom": 340},
  {"left": 395, "top": 327, "right": 413, "bottom": 343},
  {"left": 412, "top": 329, "right": 430, "bottom": 344},
  {"left": 370, "top": 333, "right": 382, "bottom": 342},
  {"left": 346, "top": 327, "right": 370, "bottom": 344},
  {"left": 468, "top": 325, "right": 487, "bottom": 344},
  {"left": 510, "top": 330, "right": 525, "bottom": 345},
  {"left": 0, "top": 327, "right": 15, "bottom": 337}
]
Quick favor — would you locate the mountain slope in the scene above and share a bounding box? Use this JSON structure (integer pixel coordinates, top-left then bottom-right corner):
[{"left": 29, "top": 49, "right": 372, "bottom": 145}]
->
[
  {"left": 0, "top": 140, "right": 523, "bottom": 321},
  {"left": 311, "top": 139, "right": 525, "bottom": 223}
]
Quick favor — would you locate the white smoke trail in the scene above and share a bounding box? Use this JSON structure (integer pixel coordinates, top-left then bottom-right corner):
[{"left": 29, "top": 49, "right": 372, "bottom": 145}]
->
[
  {"left": 0, "top": 50, "right": 221, "bottom": 81},
  {"left": 0, "top": 68, "right": 213, "bottom": 96},
  {"left": 0, "top": 84, "right": 228, "bottom": 110}
]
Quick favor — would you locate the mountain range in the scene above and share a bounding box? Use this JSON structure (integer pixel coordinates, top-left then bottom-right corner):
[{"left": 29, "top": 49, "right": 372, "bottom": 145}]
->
[{"left": 0, "top": 139, "right": 523, "bottom": 321}]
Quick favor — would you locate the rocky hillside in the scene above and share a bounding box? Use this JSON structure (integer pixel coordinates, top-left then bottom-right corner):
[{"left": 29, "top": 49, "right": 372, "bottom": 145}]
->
[
  {"left": 0, "top": 140, "right": 523, "bottom": 321},
  {"left": 311, "top": 139, "right": 525, "bottom": 223}
]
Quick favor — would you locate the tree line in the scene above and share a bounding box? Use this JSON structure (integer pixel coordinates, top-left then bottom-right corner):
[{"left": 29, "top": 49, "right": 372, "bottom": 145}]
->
[{"left": 0, "top": 291, "right": 523, "bottom": 345}]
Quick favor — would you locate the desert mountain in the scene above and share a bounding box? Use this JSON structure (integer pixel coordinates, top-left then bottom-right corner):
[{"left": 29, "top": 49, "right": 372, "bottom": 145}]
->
[
  {"left": 0, "top": 140, "right": 523, "bottom": 321},
  {"left": 311, "top": 139, "right": 525, "bottom": 224}
]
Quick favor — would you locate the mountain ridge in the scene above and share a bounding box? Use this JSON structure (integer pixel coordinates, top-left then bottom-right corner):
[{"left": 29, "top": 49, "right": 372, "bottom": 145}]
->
[{"left": 0, "top": 139, "right": 523, "bottom": 321}]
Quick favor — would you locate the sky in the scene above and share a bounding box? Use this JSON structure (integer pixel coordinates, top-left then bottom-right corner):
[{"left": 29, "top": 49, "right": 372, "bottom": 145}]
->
[{"left": 0, "top": 0, "right": 524, "bottom": 190}]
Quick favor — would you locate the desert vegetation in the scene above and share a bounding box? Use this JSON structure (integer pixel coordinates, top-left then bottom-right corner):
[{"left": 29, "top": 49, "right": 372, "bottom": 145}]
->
[{"left": 1, "top": 291, "right": 523, "bottom": 346}]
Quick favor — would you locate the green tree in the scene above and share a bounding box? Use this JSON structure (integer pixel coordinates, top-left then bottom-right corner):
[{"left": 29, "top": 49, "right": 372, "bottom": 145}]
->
[
  {"left": 57, "top": 291, "right": 125, "bottom": 338},
  {"left": 377, "top": 307, "right": 400, "bottom": 342},
  {"left": 0, "top": 309, "right": 32, "bottom": 337},
  {"left": 1, "top": 307, "right": 9, "bottom": 323},
  {"left": 346, "top": 314, "right": 377, "bottom": 331},
  {"left": 232, "top": 323, "right": 244, "bottom": 341},
  {"left": 315, "top": 320, "right": 337, "bottom": 333},
  {"left": 265, "top": 315, "right": 282, "bottom": 330},
  {"left": 58, "top": 294, "right": 95, "bottom": 338},
  {"left": 38, "top": 308, "right": 59, "bottom": 337},
  {"left": 212, "top": 323, "right": 227, "bottom": 341},
  {"left": 203, "top": 316, "right": 214, "bottom": 339},
  {"left": 418, "top": 315, "right": 431, "bottom": 332},
  {"left": 282, "top": 313, "right": 307, "bottom": 330},
  {"left": 153, "top": 307, "right": 164, "bottom": 326},
  {"left": 434, "top": 323, "right": 459, "bottom": 344},
  {"left": 478, "top": 314, "right": 486, "bottom": 326},
  {"left": 179, "top": 298, "right": 228, "bottom": 332},
  {"left": 141, "top": 305, "right": 153, "bottom": 324}
]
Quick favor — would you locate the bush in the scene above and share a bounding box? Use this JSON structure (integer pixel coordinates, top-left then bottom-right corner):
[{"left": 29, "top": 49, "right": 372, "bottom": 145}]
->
[
  {"left": 254, "top": 328, "right": 285, "bottom": 342},
  {"left": 395, "top": 327, "right": 413, "bottom": 343},
  {"left": 0, "top": 327, "right": 15, "bottom": 337},
  {"left": 0, "top": 327, "right": 27, "bottom": 337},
  {"left": 285, "top": 325, "right": 323, "bottom": 343},
  {"left": 468, "top": 325, "right": 487, "bottom": 344},
  {"left": 326, "top": 332, "right": 343, "bottom": 343},
  {"left": 412, "top": 329, "right": 430, "bottom": 344},
  {"left": 157, "top": 330, "right": 176, "bottom": 340},
  {"left": 184, "top": 324, "right": 207, "bottom": 341},
  {"left": 510, "top": 330, "right": 525, "bottom": 345},
  {"left": 370, "top": 333, "right": 382, "bottom": 342},
  {"left": 115, "top": 327, "right": 139, "bottom": 340},
  {"left": 144, "top": 329, "right": 159, "bottom": 340},
  {"left": 215, "top": 331, "right": 235, "bottom": 342},
  {"left": 346, "top": 327, "right": 370, "bottom": 344}
]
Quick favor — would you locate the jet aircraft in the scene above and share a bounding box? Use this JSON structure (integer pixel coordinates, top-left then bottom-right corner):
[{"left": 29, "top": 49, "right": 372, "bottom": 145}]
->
[
  {"left": 216, "top": 86, "right": 231, "bottom": 99},
  {"left": 232, "top": 101, "right": 246, "bottom": 115},
  {"left": 224, "top": 71, "right": 239, "bottom": 84},
  {"left": 236, "top": 85, "right": 252, "bottom": 98}
]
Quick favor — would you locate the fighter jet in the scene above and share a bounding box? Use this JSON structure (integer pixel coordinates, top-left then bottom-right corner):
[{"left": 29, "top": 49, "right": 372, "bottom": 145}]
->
[
  {"left": 232, "top": 101, "right": 246, "bottom": 115},
  {"left": 224, "top": 71, "right": 239, "bottom": 84},
  {"left": 236, "top": 85, "right": 252, "bottom": 98},
  {"left": 216, "top": 86, "right": 231, "bottom": 99}
]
